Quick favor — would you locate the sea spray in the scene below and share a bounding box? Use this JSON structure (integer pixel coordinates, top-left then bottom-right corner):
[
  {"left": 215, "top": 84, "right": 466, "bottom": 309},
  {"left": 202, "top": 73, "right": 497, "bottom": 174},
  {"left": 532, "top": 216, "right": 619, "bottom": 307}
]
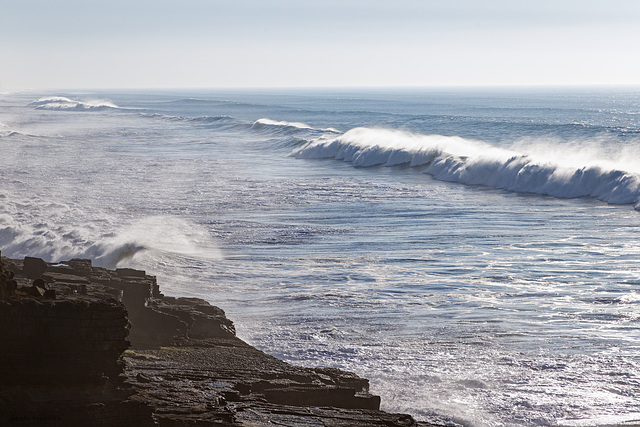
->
[
  {"left": 292, "top": 127, "right": 640, "bottom": 209},
  {"left": 89, "top": 216, "right": 223, "bottom": 269},
  {"left": 0, "top": 212, "right": 222, "bottom": 270}
]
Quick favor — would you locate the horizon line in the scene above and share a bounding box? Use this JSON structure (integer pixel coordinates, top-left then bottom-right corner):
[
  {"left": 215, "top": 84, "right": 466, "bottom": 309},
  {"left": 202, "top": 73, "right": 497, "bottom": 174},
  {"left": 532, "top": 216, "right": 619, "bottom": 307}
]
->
[{"left": 4, "top": 82, "right": 640, "bottom": 93}]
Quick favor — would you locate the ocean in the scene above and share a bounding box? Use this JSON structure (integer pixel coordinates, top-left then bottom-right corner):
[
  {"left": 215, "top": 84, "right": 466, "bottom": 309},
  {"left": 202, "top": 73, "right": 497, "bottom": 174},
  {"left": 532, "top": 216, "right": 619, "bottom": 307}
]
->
[{"left": 1, "top": 87, "right": 639, "bottom": 426}]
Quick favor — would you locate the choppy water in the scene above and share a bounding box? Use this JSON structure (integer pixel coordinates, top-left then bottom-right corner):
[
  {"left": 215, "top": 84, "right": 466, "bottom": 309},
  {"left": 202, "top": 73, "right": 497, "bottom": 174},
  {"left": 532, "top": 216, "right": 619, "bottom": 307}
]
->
[{"left": 1, "top": 88, "right": 640, "bottom": 425}]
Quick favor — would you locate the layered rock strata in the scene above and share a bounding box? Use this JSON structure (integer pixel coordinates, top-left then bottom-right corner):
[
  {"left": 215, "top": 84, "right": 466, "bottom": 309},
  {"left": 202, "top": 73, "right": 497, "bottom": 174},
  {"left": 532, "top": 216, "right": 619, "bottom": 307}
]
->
[{"left": 0, "top": 254, "right": 434, "bottom": 426}]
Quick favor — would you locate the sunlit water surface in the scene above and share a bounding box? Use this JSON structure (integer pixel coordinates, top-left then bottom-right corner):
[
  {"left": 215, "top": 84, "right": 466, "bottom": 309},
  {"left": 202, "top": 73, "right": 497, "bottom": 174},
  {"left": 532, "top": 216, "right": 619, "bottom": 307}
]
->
[{"left": 1, "top": 89, "right": 639, "bottom": 425}]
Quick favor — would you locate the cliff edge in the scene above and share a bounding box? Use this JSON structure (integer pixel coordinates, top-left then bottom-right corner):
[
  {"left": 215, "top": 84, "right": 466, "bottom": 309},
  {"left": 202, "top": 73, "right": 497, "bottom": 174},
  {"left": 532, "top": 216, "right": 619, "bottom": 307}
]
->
[{"left": 0, "top": 253, "right": 435, "bottom": 426}]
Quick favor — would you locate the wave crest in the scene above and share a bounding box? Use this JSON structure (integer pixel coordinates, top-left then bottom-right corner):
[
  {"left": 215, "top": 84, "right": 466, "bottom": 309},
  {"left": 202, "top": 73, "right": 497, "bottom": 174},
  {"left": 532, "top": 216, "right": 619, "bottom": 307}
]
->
[
  {"left": 29, "top": 96, "right": 120, "bottom": 111},
  {"left": 0, "top": 214, "right": 222, "bottom": 269},
  {"left": 292, "top": 127, "right": 640, "bottom": 209},
  {"left": 89, "top": 216, "right": 223, "bottom": 269},
  {"left": 252, "top": 118, "right": 340, "bottom": 136},
  {"left": 0, "top": 122, "right": 22, "bottom": 138}
]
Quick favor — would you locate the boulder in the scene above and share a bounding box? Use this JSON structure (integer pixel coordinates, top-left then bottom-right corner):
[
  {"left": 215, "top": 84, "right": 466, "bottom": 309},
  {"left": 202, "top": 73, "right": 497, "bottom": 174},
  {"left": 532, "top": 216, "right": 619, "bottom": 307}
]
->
[
  {"left": 28, "top": 284, "right": 46, "bottom": 297},
  {"left": 23, "top": 257, "right": 48, "bottom": 279},
  {"left": 33, "top": 278, "right": 49, "bottom": 290}
]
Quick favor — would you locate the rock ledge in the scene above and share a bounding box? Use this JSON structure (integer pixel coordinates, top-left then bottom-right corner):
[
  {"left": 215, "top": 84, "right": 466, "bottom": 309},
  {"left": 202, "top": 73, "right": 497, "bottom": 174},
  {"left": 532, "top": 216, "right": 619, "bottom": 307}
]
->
[{"left": 0, "top": 254, "right": 436, "bottom": 426}]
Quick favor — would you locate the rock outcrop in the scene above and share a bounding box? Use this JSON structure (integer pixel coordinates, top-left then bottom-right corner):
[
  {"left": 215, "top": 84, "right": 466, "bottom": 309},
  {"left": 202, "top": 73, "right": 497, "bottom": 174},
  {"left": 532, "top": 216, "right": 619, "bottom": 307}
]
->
[
  {"left": 0, "top": 254, "right": 153, "bottom": 426},
  {"left": 0, "top": 254, "right": 435, "bottom": 426}
]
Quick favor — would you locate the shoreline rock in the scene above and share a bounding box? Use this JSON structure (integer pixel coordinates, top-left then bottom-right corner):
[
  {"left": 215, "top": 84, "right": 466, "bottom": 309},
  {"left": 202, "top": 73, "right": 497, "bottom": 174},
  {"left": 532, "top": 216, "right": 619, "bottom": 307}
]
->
[{"left": 0, "top": 254, "right": 437, "bottom": 426}]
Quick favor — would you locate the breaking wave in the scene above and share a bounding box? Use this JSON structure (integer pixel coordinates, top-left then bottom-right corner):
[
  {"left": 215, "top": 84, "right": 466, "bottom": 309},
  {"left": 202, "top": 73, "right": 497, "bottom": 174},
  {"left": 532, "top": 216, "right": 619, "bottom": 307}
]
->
[
  {"left": 0, "top": 122, "right": 21, "bottom": 137},
  {"left": 87, "top": 216, "right": 223, "bottom": 268},
  {"left": 252, "top": 118, "right": 340, "bottom": 136},
  {"left": 0, "top": 121, "right": 32, "bottom": 138},
  {"left": 0, "top": 214, "right": 222, "bottom": 269},
  {"left": 292, "top": 127, "right": 640, "bottom": 209},
  {"left": 29, "top": 96, "right": 120, "bottom": 111}
]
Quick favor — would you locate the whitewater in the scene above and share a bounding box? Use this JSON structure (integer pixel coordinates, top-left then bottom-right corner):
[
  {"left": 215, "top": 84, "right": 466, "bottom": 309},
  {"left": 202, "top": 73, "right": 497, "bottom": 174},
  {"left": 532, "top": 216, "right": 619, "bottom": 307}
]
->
[{"left": 1, "top": 88, "right": 639, "bottom": 425}]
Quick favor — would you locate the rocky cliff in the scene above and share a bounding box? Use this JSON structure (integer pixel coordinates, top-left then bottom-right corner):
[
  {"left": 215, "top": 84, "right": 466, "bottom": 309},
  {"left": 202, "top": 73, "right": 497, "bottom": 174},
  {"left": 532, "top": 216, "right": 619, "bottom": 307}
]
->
[{"left": 0, "top": 253, "right": 434, "bottom": 426}]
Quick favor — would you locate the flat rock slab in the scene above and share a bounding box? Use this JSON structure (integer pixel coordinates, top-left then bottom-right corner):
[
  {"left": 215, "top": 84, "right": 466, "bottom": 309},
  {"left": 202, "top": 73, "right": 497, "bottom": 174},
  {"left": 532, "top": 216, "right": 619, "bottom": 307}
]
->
[
  {"left": 44, "top": 272, "right": 92, "bottom": 284},
  {"left": 124, "top": 339, "right": 433, "bottom": 426}
]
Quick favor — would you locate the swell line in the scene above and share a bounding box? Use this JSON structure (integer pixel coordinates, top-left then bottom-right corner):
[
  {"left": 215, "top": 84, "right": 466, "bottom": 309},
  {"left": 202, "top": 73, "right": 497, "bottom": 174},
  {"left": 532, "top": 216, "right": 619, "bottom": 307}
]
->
[{"left": 292, "top": 127, "right": 640, "bottom": 209}]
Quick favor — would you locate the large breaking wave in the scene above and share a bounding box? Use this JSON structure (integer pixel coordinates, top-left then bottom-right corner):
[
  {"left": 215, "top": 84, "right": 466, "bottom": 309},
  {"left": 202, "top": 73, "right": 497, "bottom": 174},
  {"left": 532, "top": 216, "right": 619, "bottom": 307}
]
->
[
  {"left": 292, "top": 127, "right": 640, "bottom": 209},
  {"left": 0, "top": 213, "right": 222, "bottom": 269}
]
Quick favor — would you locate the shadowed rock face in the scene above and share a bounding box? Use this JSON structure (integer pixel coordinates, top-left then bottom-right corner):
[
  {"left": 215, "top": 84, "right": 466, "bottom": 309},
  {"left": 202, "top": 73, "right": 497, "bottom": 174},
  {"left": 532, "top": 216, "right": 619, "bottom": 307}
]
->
[
  {"left": 0, "top": 251, "right": 17, "bottom": 300},
  {"left": 0, "top": 255, "right": 433, "bottom": 426},
  {"left": 22, "top": 256, "right": 47, "bottom": 280},
  {"left": 0, "top": 255, "right": 153, "bottom": 426},
  {"left": 0, "top": 298, "right": 130, "bottom": 384}
]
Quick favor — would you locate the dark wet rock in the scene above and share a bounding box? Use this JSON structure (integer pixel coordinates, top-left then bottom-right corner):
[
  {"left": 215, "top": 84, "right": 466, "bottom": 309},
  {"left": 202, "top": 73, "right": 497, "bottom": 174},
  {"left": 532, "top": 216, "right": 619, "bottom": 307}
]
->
[
  {"left": 123, "top": 341, "right": 429, "bottom": 426},
  {"left": 136, "top": 372, "right": 153, "bottom": 383},
  {"left": 116, "top": 267, "right": 148, "bottom": 278},
  {"left": 0, "top": 252, "right": 17, "bottom": 300},
  {"left": 0, "top": 254, "right": 436, "bottom": 426},
  {"left": 44, "top": 272, "right": 91, "bottom": 286},
  {"left": 32, "top": 278, "right": 48, "bottom": 289},
  {"left": 148, "top": 296, "right": 236, "bottom": 340},
  {"left": 27, "top": 284, "right": 46, "bottom": 297},
  {"left": 0, "top": 297, "right": 130, "bottom": 385},
  {"left": 22, "top": 256, "right": 47, "bottom": 279},
  {"left": 66, "top": 258, "right": 93, "bottom": 274},
  {"left": 0, "top": 255, "right": 152, "bottom": 426}
]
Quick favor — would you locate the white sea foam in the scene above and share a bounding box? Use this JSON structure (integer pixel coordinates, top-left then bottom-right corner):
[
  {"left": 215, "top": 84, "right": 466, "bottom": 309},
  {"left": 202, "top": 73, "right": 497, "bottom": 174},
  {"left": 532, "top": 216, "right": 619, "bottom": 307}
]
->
[
  {"left": 292, "top": 127, "right": 640, "bottom": 209},
  {"left": 252, "top": 118, "right": 340, "bottom": 135},
  {"left": 29, "top": 96, "right": 120, "bottom": 111}
]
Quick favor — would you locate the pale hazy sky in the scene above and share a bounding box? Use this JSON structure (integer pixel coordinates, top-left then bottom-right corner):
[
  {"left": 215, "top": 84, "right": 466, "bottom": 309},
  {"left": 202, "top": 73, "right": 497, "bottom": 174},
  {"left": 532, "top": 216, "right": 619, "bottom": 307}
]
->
[{"left": 2, "top": 0, "right": 640, "bottom": 90}]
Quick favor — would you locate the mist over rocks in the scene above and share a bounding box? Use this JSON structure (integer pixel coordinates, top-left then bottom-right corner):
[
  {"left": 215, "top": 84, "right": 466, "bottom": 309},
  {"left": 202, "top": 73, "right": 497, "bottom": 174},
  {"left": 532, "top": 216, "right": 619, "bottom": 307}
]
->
[{"left": 0, "top": 254, "right": 433, "bottom": 426}]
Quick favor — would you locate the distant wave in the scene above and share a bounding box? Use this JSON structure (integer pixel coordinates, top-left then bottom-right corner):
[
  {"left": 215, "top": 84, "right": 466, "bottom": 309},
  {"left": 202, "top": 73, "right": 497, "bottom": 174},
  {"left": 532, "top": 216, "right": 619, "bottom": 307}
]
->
[
  {"left": 0, "top": 131, "right": 26, "bottom": 138},
  {"left": 166, "top": 98, "right": 223, "bottom": 105},
  {"left": 252, "top": 118, "right": 340, "bottom": 136},
  {"left": 188, "top": 115, "right": 234, "bottom": 124},
  {"left": 0, "top": 122, "right": 27, "bottom": 138},
  {"left": 29, "top": 96, "right": 120, "bottom": 111},
  {"left": 292, "top": 127, "right": 640, "bottom": 209},
  {"left": 163, "top": 98, "right": 257, "bottom": 109},
  {"left": 139, "top": 112, "right": 246, "bottom": 131},
  {"left": 0, "top": 122, "right": 13, "bottom": 137}
]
